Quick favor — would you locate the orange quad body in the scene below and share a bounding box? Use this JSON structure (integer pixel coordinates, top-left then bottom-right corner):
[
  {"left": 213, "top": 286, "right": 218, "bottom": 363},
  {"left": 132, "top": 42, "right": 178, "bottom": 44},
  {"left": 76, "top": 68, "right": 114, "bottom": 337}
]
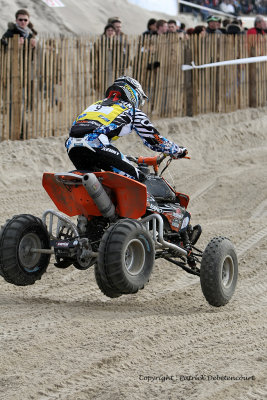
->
[{"left": 42, "top": 171, "right": 147, "bottom": 219}]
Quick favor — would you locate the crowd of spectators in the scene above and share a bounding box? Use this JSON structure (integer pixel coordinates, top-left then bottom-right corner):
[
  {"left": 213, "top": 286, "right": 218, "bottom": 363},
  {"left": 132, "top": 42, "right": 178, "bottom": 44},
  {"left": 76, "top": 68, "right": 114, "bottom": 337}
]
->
[
  {"left": 101, "top": 14, "right": 267, "bottom": 38},
  {"left": 2, "top": 9, "right": 267, "bottom": 48},
  {"left": 180, "top": 0, "right": 267, "bottom": 19},
  {"left": 140, "top": 14, "right": 267, "bottom": 36}
]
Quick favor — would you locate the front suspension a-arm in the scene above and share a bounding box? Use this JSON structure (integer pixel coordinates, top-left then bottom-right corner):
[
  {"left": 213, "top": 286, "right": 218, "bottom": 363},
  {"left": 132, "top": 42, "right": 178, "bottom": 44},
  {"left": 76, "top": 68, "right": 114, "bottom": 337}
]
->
[
  {"left": 141, "top": 213, "right": 188, "bottom": 256},
  {"left": 163, "top": 256, "right": 200, "bottom": 276}
]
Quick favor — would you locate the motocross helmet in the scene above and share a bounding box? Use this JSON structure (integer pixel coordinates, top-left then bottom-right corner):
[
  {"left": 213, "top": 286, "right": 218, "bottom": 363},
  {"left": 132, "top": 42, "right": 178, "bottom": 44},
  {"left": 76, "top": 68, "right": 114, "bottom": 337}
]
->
[{"left": 105, "top": 76, "right": 148, "bottom": 107}]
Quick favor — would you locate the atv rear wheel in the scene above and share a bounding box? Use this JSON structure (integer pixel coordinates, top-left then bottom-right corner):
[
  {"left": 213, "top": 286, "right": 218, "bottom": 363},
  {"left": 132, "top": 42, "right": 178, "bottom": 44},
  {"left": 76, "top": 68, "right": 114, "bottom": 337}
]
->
[
  {"left": 200, "top": 236, "right": 238, "bottom": 307},
  {"left": 97, "top": 219, "right": 154, "bottom": 295},
  {"left": 0, "top": 214, "right": 50, "bottom": 286}
]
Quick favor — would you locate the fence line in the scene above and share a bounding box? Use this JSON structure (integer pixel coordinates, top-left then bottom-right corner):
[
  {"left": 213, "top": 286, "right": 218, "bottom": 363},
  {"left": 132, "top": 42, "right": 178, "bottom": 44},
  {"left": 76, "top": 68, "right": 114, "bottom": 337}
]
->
[{"left": 0, "top": 34, "right": 267, "bottom": 141}]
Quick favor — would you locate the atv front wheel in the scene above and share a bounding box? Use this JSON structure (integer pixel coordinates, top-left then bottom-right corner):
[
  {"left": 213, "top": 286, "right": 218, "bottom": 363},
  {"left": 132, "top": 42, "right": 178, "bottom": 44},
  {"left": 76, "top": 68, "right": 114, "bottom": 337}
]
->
[
  {"left": 0, "top": 214, "right": 50, "bottom": 286},
  {"left": 97, "top": 219, "right": 154, "bottom": 295},
  {"left": 200, "top": 236, "right": 238, "bottom": 307}
]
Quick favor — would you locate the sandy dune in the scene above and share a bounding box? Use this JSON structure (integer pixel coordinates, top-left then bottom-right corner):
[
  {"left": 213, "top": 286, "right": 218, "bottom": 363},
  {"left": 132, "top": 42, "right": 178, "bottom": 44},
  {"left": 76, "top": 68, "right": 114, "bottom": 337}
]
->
[{"left": 0, "top": 107, "right": 266, "bottom": 399}]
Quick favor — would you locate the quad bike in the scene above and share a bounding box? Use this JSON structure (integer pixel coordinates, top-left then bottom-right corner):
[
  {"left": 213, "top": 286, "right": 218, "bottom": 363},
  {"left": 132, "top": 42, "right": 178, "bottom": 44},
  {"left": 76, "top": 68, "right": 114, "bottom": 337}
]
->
[{"left": 0, "top": 154, "right": 238, "bottom": 307}]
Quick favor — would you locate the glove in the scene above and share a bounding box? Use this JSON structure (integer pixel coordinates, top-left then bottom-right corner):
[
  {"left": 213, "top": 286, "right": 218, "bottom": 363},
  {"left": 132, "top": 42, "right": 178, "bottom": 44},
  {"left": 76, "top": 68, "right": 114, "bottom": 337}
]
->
[{"left": 173, "top": 147, "right": 188, "bottom": 159}]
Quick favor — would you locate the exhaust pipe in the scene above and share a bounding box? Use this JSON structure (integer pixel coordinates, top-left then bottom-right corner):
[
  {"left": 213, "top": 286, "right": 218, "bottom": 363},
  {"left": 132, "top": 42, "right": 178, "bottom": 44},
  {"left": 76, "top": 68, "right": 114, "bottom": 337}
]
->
[{"left": 82, "top": 173, "right": 116, "bottom": 221}]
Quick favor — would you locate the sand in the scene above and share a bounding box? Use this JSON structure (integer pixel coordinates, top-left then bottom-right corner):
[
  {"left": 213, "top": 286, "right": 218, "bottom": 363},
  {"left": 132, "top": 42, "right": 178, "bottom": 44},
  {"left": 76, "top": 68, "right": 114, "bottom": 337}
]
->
[{"left": 0, "top": 106, "right": 266, "bottom": 399}]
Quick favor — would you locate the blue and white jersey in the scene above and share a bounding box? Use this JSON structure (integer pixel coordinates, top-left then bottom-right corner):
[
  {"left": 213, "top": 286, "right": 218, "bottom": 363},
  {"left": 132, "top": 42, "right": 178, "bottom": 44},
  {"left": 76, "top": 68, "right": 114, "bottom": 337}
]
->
[{"left": 65, "top": 99, "right": 183, "bottom": 158}]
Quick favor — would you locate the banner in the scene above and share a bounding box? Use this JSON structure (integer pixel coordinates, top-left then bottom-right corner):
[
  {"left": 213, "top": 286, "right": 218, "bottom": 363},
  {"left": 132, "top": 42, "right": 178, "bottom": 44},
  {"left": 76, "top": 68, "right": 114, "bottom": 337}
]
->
[
  {"left": 41, "top": 0, "right": 65, "bottom": 7},
  {"left": 182, "top": 56, "right": 267, "bottom": 71},
  {"left": 127, "top": 0, "right": 178, "bottom": 15}
]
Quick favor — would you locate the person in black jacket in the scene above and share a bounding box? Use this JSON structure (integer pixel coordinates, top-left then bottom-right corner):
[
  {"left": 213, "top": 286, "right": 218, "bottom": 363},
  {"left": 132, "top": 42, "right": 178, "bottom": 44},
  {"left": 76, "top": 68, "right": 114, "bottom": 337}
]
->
[
  {"left": 1, "top": 9, "right": 37, "bottom": 48},
  {"left": 143, "top": 18, "right": 157, "bottom": 36},
  {"left": 206, "top": 15, "right": 223, "bottom": 34}
]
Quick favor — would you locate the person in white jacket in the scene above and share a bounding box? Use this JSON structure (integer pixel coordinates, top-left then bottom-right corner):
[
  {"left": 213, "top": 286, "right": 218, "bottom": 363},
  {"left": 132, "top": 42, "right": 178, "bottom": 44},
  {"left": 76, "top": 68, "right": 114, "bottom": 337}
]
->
[{"left": 219, "top": 0, "right": 236, "bottom": 15}]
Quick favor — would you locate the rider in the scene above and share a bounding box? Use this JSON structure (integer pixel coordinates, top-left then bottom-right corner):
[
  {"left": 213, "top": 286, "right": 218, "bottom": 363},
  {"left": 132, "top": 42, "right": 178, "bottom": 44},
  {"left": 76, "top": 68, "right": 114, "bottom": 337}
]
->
[{"left": 65, "top": 76, "right": 187, "bottom": 181}]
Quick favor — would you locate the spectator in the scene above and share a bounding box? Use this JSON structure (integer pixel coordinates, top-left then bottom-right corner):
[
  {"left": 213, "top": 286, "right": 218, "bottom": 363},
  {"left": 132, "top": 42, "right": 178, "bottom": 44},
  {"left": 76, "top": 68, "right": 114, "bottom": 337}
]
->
[
  {"left": 168, "top": 19, "right": 185, "bottom": 38},
  {"left": 186, "top": 28, "right": 195, "bottom": 35},
  {"left": 206, "top": 15, "right": 223, "bottom": 34},
  {"left": 216, "top": 17, "right": 223, "bottom": 32},
  {"left": 219, "top": 0, "right": 236, "bottom": 15},
  {"left": 254, "top": 0, "right": 266, "bottom": 14},
  {"left": 226, "top": 18, "right": 244, "bottom": 34},
  {"left": 176, "top": 22, "right": 187, "bottom": 38},
  {"left": 193, "top": 25, "right": 207, "bottom": 36},
  {"left": 110, "top": 19, "right": 128, "bottom": 72},
  {"left": 247, "top": 15, "right": 266, "bottom": 35},
  {"left": 156, "top": 19, "right": 168, "bottom": 35},
  {"left": 196, "top": 0, "right": 212, "bottom": 21},
  {"left": 168, "top": 19, "right": 178, "bottom": 33},
  {"left": 234, "top": 18, "right": 243, "bottom": 28},
  {"left": 103, "top": 24, "right": 116, "bottom": 37},
  {"left": 179, "top": 22, "right": 186, "bottom": 33},
  {"left": 220, "top": 18, "right": 231, "bottom": 33},
  {"left": 226, "top": 24, "right": 241, "bottom": 34},
  {"left": 233, "top": 0, "right": 242, "bottom": 15},
  {"left": 240, "top": 0, "right": 254, "bottom": 14},
  {"left": 1, "top": 8, "right": 37, "bottom": 48},
  {"left": 111, "top": 19, "right": 125, "bottom": 37},
  {"left": 143, "top": 18, "right": 157, "bottom": 35}
]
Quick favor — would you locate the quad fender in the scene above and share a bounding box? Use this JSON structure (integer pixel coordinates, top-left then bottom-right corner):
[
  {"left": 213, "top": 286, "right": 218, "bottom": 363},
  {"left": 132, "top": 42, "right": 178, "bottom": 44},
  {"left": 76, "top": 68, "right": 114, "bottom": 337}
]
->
[
  {"left": 175, "top": 192, "right": 190, "bottom": 209},
  {"left": 42, "top": 171, "right": 147, "bottom": 219}
]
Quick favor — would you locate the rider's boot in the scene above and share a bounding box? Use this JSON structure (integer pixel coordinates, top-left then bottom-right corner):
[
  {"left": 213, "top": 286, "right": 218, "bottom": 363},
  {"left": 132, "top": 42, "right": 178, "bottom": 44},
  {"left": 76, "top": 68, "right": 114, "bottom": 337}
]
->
[
  {"left": 181, "top": 230, "right": 196, "bottom": 268},
  {"left": 189, "top": 224, "right": 202, "bottom": 245}
]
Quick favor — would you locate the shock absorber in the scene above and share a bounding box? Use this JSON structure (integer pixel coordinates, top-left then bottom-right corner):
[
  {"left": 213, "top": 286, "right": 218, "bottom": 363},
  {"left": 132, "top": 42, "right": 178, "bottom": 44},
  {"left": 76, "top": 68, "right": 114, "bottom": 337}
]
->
[{"left": 180, "top": 230, "right": 196, "bottom": 268}]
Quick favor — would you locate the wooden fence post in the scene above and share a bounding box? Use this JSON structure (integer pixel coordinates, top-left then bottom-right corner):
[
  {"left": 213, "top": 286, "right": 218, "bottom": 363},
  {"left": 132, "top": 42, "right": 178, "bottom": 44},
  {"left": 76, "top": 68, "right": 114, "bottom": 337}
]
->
[
  {"left": 107, "top": 47, "right": 113, "bottom": 87},
  {"left": 184, "top": 42, "right": 193, "bottom": 117},
  {"left": 10, "top": 36, "right": 22, "bottom": 140},
  {"left": 249, "top": 45, "right": 257, "bottom": 108},
  {"left": 215, "top": 36, "right": 221, "bottom": 113}
]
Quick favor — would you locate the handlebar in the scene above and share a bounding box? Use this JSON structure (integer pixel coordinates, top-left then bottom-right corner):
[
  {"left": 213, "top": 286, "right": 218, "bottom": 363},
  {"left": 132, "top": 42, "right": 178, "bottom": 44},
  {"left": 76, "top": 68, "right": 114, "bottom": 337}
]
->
[
  {"left": 126, "top": 154, "right": 166, "bottom": 174},
  {"left": 138, "top": 154, "right": 166, "bottom": 167},
  {"left": 127, "top": 153, "right": 166, "bottom": 165},
  {"left": 126, "top": 153, "right": 190, "bottom": 175}
]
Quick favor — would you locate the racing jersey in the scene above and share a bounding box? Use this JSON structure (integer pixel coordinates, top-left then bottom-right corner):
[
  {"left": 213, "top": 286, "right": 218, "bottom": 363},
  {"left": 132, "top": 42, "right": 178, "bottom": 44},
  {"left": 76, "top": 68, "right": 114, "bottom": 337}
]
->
[{"left": 66, "top": 100, "right": 184, "bottom": 158}]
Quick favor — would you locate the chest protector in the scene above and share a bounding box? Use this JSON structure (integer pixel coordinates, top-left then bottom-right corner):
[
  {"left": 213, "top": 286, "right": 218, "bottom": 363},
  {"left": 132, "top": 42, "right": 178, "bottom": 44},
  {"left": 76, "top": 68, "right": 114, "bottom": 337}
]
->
[{"left": 70, "top": 100, "right": 131, "bottom": 138}]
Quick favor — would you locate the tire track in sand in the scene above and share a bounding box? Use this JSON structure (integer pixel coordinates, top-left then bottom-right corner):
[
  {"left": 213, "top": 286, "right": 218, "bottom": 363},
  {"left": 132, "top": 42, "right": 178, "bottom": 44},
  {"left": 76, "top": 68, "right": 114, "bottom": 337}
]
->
[
  {"left": 236, "top": 227, "right": 267, "bottom": 258},
  {"left": 147, "top": 227, "right": 267, "bottom": 303}
]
